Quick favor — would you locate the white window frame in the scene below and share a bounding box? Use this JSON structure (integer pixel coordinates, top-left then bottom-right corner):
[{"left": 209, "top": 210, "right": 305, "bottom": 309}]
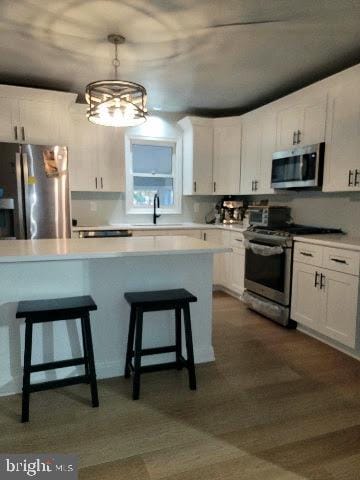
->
[{"left": 125, "top": 134, "right": 182, "bottom": 214}]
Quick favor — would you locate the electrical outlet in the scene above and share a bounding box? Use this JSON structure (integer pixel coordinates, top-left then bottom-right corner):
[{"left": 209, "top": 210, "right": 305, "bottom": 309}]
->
[
  {"left": 193, "top": 202, "right": 200, "bottom": 213},
  {"left": 90, "top": 201, "right": 97, "bottom": 212}
]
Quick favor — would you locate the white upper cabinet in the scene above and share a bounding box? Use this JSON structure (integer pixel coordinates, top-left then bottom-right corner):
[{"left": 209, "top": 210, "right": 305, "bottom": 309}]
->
[
  {"left": 275, "top": 88, "right": 327, "bottom": 151},
  {"left": 178, "top": 116, "right": 213, "bottom": 195},
  {"left": 323, "top": 66, "right": 360, "bottom": 192},
  {"left": 240, "top": 106, "right": 276, "bottom": 195},
  {"left": 96, "top": 125, "right": 125, "bottom": 192},
  {"left": 240, "top": 110, "right": 261, "bottom": 194},
  {"left": 68, "top": 105, "right": 125, "bottom": 192},
  {"left": 0, "top": 85, "right": 76, "bottom": 145},
  {"left": 213, "top": 117, "right": 241, "bottom": 194},
  {"left": 68, "top": 110, "right": 98, "bottom": 192},
  {"left": 0, "top": 97, "right": 19, "bottom": 142}
]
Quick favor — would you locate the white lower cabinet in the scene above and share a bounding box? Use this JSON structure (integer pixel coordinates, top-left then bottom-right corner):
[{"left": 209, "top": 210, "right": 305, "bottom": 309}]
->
[
  {"left": 291, "top": 262, "right": 321, "bottom": 330},
  {"left": 322, "top": 270, "right": 359, "bottom": 347},
  {"left": 291, "top": 242, "right": 360, "bottom": 349},
  {"left": 230, "top": 247, "right": 245, "bottom": 295},
  {"left": 201, "top": 229, "right": 227, "bottom": 285}
]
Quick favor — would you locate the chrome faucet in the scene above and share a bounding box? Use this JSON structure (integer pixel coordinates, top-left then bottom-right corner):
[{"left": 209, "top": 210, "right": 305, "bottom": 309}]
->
[{"left": 153, "top": 193, "right": 161, "bottom": 225}]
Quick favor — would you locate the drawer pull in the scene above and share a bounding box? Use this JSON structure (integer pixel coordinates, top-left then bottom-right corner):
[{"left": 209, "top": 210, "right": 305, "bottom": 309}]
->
[
  {"left": 330, "top": 257, "right": 347, "bottom": 265},
  {"left": 235, "top": 238, "right": 243, "bottom": 242},
  {"left": 300, "top": 251, "right": 313, "bottom": 257}
]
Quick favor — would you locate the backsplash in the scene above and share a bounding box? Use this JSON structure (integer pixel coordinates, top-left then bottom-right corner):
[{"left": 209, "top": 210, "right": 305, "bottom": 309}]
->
[
  {"left": 255, "top": 191, "right": 360, "bottom": 236},
  {"left": 71, "top": 192, "right": 219, "bottom": 226}
]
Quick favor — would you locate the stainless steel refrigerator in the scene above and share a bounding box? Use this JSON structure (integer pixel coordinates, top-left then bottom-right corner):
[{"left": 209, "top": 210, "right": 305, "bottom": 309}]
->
[{"left": 0, "top": 142, "right": 70, "bottom": 239}]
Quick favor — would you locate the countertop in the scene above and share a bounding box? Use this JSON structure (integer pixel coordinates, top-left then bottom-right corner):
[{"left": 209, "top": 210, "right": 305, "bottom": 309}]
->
[
  {"left": 0, "top": 236, "right": 231, "bottom": 263},
  {"left": 72, "top": 222, "right": 247, "bottom": 233},
  {"left": 294, "top": 234, "right": 360, "bottom": 251}
]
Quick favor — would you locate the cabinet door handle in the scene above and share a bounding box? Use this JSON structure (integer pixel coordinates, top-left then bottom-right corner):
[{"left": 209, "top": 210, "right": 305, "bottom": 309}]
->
[
  {"left": 354, "top": 169, "right": 360, "bottom": 187},
  {"left": 292, "top": 131, "right": 296, "bottom": 145},
  {"left": 348, "top": 169, "right": 354, "bottom": 186},
  {"left": 203, "top": 232, "right": 207, "bottom": 241},
  {"left": 193, "top": 181, "right": 197, "bottom": 193},
  {"left": 254, "top": 180, "right": 258, "bottom": 191},
  {"left": 330, "top": 257, "right": 347, "bottom": 265},
  {"left": 101, "top": 177, "right": 103, "bottom": 189},
  {"left": 213, "top": 181, "right": 216, "bottom": 193},
  {"left": 297, "top": 130, "right": 301, "bottom": 144},
  {"left": 14, "top": 126, "right": 18, "bottom": 141},
  {"left": 300, "top": 251, "right": 313, "bottom": 257},
  {"left": 95, "top": 177, "right": 98, "bottom": 189},
  {"left": 314, "top": 271, "right": 320, "bottom": 287},
  {"left": 320, "top": 273, "right": 325, "bottom": 289},
  {"left": 21, "top": 126, "right": 25, "bottom": 142}
]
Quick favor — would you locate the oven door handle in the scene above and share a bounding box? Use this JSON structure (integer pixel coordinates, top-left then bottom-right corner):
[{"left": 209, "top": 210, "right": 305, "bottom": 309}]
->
[{"left": 244, "top": 239, "right": 284, "bottom": 256}]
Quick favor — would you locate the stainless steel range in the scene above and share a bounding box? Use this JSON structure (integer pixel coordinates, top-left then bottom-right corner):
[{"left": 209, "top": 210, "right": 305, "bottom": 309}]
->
[{"left": 243, "top": 224, "right": 342, "bottom": 327}]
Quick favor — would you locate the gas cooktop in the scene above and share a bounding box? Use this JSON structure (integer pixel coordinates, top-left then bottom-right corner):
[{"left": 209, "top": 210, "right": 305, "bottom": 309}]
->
[{"left": 247, "top": 224, "right": 343, "bottom": 238}]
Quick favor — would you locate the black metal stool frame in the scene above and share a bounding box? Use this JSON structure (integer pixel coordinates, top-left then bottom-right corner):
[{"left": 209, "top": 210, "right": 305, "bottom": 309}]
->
[
  {"left": 17, "top": 298, "right": 99, "bottom": 423},
  {"left": 124, "top": 297, "right": 197, "bottom": 400}
]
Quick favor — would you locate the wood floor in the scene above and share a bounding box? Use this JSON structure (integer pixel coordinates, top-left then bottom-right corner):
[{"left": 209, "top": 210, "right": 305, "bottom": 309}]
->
[{"left": 1, "top": 292, "right": 360, "bottom": 479}]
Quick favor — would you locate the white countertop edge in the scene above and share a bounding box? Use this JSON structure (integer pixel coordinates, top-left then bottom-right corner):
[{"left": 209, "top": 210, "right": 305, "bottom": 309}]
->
[
  {"left": 0, "top": 247, "right": 232, "bottom": 263},
  {"left": 293, "top": 234, "right": 360, "bottom": 252},
  {"left": 72, "top": 223, "right": 247, "bottom": 233}
]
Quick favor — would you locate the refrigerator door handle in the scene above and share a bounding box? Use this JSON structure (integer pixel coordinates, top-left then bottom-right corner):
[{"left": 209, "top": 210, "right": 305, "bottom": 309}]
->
[
  {"left": 21, "top": 151, "right": 31, "bottom": 239},
  {"left": 15, "top": 151, "right": 26, "bottom": 239}
]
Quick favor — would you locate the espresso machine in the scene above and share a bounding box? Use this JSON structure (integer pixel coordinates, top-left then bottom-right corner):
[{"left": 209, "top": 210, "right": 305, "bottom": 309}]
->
[
  {"left": 221, "top": 198, "right": 244, "bottom": 224},
  {"left": 0, "top": 198, "right": 15, "bottom": 239}
]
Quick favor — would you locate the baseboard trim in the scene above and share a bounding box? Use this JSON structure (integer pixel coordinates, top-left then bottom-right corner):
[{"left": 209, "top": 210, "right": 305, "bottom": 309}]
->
[{"left": 297, "top": 325, "right": 360, "bottom": 361}]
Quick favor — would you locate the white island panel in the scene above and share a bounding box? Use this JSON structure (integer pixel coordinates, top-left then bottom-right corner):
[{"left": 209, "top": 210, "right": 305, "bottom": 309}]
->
[{"left": 0, "top": 247, "right": 215, "bottom": 396}]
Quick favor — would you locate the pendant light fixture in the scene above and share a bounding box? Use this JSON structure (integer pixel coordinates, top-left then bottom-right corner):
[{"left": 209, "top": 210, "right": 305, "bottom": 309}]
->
[{"left": 85, "top": 34, "right": 147, "bottom": 127}]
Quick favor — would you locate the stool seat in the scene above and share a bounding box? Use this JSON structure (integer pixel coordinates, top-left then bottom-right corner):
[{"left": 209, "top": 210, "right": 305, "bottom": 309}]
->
[
  {"left": 16, "top": 295, "right": 99, "bottom": 422},
  {"left": 124, "top": 288, "right": 197, "bottom": 400},
  {"left": 16, "top": 295, "right": 97, "bottom": 321},
  {"left": 124, "top": 289, "right": 197, "bottom": 308}
]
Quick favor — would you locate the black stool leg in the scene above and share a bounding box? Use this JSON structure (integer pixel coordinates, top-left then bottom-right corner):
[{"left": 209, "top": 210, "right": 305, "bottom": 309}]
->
[
  {"left": 133, "top": 309, "right": 143, "bottom": 400},
  {"left": 175, "top": 307, "right": 183, "bottom": 370},
  {"left": 183, "top": 303, "right": 197, "bottom": 391},
  {"left": 83, "top": 313, "right": 99, "bottom": 408},
  {"left": 124, "top": 307, "right": 136, "bottom": 378},
  {"left": 80, "top": 317, "right": 90, "bottom": 382},
  {"left": 22, "top": 318, "right": 33, "bottom": 423}
]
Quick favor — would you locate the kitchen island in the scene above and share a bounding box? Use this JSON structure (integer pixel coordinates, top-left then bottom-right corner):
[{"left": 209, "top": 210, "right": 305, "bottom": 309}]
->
[{"left": 0, "top": 236, "right": 230, "bottom": 396}]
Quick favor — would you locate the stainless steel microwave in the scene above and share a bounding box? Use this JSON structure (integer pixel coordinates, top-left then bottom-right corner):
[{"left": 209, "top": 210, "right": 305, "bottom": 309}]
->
[{"left": 271, "top": 143, "right": 325, "bottom": 189}]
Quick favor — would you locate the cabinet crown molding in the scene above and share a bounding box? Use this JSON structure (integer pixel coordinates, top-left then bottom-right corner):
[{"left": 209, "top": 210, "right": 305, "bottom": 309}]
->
[
  {"left": 178, "top": 116, "right": 213, "bottom": 130},
  {"left": 0, "top": 84, "right": 77, "bottom": 104}
]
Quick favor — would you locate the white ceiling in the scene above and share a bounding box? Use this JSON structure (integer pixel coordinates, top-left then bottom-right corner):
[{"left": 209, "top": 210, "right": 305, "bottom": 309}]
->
[{"left": 0, "top": 0, "right": 359, "bottom": 114}]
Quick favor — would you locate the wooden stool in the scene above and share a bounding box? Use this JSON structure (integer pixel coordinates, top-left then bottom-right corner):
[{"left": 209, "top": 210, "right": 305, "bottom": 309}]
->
[
  {"left": 124, "top": 288, "right": 197, "bottom": 400},
  {"left": 16, "top": 295, "right": 99, "bottom": 422}
]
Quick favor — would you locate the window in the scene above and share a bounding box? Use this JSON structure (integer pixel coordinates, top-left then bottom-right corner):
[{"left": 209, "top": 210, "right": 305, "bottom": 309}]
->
[{"left": 125, "top": 136, "right": 182, "bottom": 214}]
